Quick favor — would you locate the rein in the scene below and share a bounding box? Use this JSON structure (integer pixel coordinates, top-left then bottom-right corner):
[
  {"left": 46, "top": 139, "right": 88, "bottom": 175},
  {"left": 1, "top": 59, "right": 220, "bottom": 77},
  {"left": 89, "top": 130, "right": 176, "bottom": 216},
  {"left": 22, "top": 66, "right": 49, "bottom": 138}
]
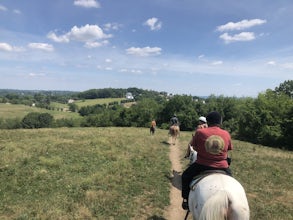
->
[{"left": 184, "top": 210, "right": 190, "bottom": 220}]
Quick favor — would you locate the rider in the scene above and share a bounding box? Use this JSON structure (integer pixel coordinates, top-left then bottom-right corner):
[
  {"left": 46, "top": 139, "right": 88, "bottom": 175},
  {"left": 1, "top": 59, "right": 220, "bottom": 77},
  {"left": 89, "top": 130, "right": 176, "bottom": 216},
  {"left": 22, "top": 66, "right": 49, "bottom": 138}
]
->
[
  {"left": 169, "top": 114, "right": 179, "bottom": 135},
  {"left": 197, "top": 116, "right": 208, "bottom": 130},
  {"left": 151, "top": 119, "right": 156, "bottom": 129},
  {"left": 184, "top": 116, "right": 208, "bottom": 158},
  {"left": 170, "top": 114, "right": 179, "bottom": 126},
  {"left": 181, "top": 111, "right": 233, "bottom": 210}
]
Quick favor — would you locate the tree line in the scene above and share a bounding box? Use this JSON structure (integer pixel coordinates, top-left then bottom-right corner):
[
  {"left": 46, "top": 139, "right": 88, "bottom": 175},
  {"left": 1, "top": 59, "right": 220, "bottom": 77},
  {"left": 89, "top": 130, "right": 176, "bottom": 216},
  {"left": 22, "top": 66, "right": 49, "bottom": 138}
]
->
[{"left": 0, "top": 80, "right": 292, "bottom": 150}]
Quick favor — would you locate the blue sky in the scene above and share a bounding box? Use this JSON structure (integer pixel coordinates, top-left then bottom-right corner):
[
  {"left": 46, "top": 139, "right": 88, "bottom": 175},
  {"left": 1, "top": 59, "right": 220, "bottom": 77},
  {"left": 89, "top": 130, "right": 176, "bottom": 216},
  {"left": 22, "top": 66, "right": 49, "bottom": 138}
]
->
[{"left": 0, "top": 0, "right": 292, "bottom": 97}]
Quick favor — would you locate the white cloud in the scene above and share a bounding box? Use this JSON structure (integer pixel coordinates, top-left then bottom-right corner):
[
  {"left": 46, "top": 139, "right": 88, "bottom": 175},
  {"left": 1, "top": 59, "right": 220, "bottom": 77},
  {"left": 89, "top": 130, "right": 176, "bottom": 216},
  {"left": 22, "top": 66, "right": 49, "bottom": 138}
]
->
[
  {"left": 119, "top": 68, "right": 142, "bottom": 74},
  {"left": 47, "top": 32, "right": 70, "bottom": 43},
  {"left": 74, "top": 0, "right": 100, "bottom": 8},
  {"left": 217, "top": 19, "right": 267, "bottom": 32},
  {"left": 267, "top": 61, "right": 276, "bottom": 66},
  {"left": 198, "top": 54, "right": 205, "bottom": 59},
  {"left": 84, "top": 41, "right": 102, "bottom": 48},
  {"left": 13, "top": 9, "right": 21, "bottom": 14},
  {"left": 29, "top": 72, "right": 46, "bottom": 77},
  {"left": 211, "top": 60, "right": 223, "bottom": 65},
  {"left": 103, "top": 23, "right": 121, "bottom": 31},
  {"left": 0, "top": 5, "right": 7, "bottom": 11},
  {"left": 0, "top": 42, "right": 24, "bottom": 52},
  {"left": 126, "top": 46, "right": 162, "bottom": 56},
  {"left": 144, "top": 17, "right": 162, "bottom": 31},
  {"left": 219, "top": 32, "right": 255, "bottom": 43},
  {"left": 28, "top": 43, "right": 54, "bottom": 52},
  {"left": 47, "top": 24, "right": 111, "bottom": 48},
  {"left": 0, "top": 42, "right": 13, "bottom": 51},
  {"left": 69, "top": 24, "right": 111, "bottom": 41}
]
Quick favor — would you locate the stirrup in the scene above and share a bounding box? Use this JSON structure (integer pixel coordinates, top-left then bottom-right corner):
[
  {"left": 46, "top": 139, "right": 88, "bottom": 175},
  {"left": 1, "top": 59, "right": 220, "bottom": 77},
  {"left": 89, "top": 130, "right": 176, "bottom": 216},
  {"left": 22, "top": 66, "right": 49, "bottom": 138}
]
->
[{"left": 182, "top": 199, "right": 189, "bottom": 210}]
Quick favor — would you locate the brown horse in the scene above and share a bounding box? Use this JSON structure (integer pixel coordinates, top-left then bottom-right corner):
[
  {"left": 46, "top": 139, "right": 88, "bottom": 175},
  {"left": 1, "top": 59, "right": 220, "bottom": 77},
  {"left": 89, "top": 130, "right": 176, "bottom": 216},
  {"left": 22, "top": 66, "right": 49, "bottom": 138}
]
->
[
  {"left": 169, "top": 125, "right": 180, "bottom": 144},
  {"left": 150, "top": 125, "right": 155, "bottom": 135}
]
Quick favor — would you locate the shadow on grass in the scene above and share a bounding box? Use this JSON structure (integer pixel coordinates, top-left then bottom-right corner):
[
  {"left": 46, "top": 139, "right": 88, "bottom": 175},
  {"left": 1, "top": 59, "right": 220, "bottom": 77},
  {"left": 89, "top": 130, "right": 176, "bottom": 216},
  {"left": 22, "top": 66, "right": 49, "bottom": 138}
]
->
[
  {"left": 161, "top": 141, "right": 170, "bottom": 146},
  {"left": 165, "top": 169, "right": 182, "bottom": 190},
  {"left": 147, "top": 215, "right": 166, "bottom": 220}
]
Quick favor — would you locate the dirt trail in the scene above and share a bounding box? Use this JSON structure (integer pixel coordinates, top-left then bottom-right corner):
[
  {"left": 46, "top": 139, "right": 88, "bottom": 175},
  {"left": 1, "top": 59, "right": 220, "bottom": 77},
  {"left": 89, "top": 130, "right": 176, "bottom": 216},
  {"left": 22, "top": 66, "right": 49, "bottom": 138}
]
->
[{"left": 164, "top": 138, "right": 191, "bottom": 220}]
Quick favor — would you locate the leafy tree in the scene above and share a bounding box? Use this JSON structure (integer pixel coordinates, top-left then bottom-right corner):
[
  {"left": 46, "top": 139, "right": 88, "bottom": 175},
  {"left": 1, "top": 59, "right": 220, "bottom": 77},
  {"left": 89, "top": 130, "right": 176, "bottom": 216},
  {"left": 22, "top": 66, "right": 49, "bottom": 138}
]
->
[
  {"left": 158, "top": 95, "right": 198, "bottom": 131},
  {"left": 22, "top": 112, "right": 53, "bottom": 128},
  {"left": 68, "top": 103, "right": 78, "bottom": 112},
  {"left": 275, "top": 80, "right": 293, "bottom": 98}
]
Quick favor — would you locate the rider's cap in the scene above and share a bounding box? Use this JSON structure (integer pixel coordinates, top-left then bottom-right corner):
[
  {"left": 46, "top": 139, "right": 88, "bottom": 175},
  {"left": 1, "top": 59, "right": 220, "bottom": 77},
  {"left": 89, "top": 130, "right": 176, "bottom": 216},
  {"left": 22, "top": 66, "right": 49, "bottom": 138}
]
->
[
  {"left": 198, "top": 116, "right": 207, "bottom": 123},
  {"left": 206, "top": 111, "right": 222, "bottom": 125}
]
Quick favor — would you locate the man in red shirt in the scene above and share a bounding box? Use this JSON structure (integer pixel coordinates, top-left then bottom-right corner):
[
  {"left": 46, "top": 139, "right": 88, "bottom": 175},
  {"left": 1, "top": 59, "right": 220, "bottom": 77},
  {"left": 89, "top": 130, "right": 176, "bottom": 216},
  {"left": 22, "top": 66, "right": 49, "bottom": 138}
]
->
[{"left": 181, "top": 111, "right": 233, "bottom": 210}]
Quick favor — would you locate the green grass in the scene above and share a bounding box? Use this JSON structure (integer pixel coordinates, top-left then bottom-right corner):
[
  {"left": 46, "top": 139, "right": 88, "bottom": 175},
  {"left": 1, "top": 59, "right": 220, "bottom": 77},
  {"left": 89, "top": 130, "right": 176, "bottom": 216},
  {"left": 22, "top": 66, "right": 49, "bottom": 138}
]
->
[
  {"left": 0, "top": 127, "right": 172, "bottom": 219},
  {"left": 0, "top": 103, "right": 81, "bottom": 120},
  {"left": 74, "top": 98, "right": 125, "bottom": 108},
  {"left": 0, "top": 127, "right": 292, "bottom": 219}
]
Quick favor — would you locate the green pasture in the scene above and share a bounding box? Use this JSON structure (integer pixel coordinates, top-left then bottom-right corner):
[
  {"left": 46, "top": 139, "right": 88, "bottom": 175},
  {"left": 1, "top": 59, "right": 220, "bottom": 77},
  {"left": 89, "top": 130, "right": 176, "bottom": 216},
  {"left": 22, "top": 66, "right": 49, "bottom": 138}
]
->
[
  {"left": 73, "top": 98, "right": 126, "bottom": 107},
  {"left": 0, "top": 103, "right": 81, "bottom": 120},
  {"left": 0, "top": 128, "right": 292, "bottom": 219}
]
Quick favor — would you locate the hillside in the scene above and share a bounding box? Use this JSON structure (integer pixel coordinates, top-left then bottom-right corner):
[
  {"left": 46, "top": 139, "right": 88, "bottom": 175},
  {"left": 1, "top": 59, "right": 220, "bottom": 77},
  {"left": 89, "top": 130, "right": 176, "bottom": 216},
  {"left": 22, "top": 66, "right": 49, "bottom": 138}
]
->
[{"left": 0, "top": 127, "right": 292, "bottom": 219}]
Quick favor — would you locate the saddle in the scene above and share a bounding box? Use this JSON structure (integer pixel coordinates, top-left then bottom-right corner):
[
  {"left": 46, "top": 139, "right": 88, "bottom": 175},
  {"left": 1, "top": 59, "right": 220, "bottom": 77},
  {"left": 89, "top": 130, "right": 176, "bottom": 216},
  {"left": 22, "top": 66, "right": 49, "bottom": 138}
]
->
[{"left": 190, "top": 170, "right": 228, "bottom": 190}]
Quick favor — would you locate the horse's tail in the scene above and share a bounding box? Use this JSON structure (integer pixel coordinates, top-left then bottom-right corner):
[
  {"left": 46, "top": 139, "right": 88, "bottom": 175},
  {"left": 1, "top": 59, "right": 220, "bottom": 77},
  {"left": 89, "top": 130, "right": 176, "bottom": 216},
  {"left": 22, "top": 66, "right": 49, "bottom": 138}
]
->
[{"left": 199, "top": 190, "right": 230, "bottom": 220}]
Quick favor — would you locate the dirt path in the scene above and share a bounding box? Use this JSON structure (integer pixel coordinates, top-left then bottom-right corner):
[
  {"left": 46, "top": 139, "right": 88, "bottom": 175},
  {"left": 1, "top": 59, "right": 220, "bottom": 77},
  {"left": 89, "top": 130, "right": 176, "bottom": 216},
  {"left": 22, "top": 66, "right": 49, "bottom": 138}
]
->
[{"left": 164, "top": 138, "right": 192, "bottom": 220}]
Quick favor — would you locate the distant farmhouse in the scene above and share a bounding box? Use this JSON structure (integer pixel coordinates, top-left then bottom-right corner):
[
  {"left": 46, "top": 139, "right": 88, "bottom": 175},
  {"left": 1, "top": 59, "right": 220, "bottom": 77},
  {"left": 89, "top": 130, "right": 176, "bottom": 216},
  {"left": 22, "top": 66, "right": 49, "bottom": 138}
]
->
[{"left": 125, "top": 92, "right": 134, "bottom": 100}]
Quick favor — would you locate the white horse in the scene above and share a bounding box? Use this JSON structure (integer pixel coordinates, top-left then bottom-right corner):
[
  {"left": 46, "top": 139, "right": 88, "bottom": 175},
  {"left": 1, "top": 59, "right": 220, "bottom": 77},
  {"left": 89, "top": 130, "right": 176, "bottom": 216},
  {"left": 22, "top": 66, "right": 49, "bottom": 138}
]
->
[{"left": 187, "top": 146, "right": 250, "bottom": 220}]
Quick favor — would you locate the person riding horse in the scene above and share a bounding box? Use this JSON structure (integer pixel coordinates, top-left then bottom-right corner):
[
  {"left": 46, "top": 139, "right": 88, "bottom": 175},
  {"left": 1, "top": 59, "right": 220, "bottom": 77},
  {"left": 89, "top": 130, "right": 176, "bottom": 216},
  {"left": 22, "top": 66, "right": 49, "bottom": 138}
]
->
[
  {"left": 181, "top": 111, "right": 233, "bottom": 210},
  {"left": 170, "top": 114, "right": 179, "bottom": 126},
  {"left": 150, "top": 119, "right": 156, "bottom": 134},
  {"left": 169, "top": 114, "right": 179, "bottom": 136}
]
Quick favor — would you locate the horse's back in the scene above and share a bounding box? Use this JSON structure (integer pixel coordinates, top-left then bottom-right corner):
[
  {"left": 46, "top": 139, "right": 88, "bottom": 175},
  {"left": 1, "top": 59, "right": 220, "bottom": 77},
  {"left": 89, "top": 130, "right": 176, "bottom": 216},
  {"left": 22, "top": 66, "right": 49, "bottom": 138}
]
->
[{"left": 189, "top": 174, "right": 249, "bottom": 220}]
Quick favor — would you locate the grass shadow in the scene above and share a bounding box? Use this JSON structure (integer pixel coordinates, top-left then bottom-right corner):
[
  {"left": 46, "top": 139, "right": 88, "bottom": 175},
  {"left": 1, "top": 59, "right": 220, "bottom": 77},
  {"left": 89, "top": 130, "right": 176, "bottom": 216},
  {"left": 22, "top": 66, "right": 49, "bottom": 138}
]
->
[
  {"left": 166, "top": 169, "right": 182, "bottom": 190},
  {"left": 147, "top": 215, "right": 166, "bottom": 220}
]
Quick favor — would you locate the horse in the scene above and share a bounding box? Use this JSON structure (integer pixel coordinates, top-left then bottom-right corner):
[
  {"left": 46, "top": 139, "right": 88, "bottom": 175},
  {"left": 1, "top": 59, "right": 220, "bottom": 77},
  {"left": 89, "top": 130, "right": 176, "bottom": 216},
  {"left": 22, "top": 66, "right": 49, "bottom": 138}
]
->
[
  {"left": 169, "top": 125, "right": 180, "bottom": 144},
  {"left": 150, "top": 125, "right": 155, "bottom": 135},
  {"left": 187, "top": 146, "right": 250, "bottom": 220}
]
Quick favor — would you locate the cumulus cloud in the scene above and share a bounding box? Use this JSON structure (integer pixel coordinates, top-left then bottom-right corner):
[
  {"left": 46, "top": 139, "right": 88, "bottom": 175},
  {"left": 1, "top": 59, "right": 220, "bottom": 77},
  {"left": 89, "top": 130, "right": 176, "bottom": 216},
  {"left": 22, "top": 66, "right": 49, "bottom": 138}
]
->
[
  {"left": 217, "top": 19, "right": 267, "bottom": 32},
  {"left": 126, "top": 46, "right": 162, "bottom": 56},
  {"left": 47, "top": 24, "right": 112, "bottom": 47},
  {"left": 0, "top": 42, "right": 13, "bottom": 51},
  {"left": 144, "top": 17, "right": 162, "bottom": 31},
  {"left": 74, "top": 0, "right": 100, "bottom": 8},
  {"left": 219, "top": 32, "right": 255, "bottom": 43},
  {"left": 0, "top": 42, "right": 24, "bottom": 52},
  {"left": 28, "top": 43, "right": 54, "bottom": 52}
]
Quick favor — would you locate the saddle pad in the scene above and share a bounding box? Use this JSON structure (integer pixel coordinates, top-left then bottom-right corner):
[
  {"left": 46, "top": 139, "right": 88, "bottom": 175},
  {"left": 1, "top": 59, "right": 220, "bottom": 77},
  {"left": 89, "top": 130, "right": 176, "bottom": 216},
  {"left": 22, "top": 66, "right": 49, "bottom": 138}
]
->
[{"left": 190, "top": 170, "right": 227, "bottom": 190}]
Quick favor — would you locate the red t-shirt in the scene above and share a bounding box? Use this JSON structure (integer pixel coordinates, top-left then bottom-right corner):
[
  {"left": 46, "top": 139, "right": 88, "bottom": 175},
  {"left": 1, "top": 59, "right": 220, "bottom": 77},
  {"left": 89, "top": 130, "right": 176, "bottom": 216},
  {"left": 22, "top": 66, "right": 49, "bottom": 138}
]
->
[{"left": 191, "top": 126, "right": 233, "bottom": 168}]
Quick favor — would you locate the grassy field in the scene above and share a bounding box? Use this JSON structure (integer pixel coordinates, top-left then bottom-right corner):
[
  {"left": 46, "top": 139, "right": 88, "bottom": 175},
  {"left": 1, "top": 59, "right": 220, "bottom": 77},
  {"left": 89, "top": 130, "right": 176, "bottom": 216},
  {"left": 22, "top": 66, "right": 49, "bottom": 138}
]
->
[
  {"left": 0, "top": 103, "right": 81, "bottom": 120},
  {"left": 0, "top": 127, "right": 292, "bottom": 219},
  {"left": 73, "top": 98, "right": 126, "bottom": 108},
  {"left": 0, "top": 98, "right": 126, "bottom": 120}
]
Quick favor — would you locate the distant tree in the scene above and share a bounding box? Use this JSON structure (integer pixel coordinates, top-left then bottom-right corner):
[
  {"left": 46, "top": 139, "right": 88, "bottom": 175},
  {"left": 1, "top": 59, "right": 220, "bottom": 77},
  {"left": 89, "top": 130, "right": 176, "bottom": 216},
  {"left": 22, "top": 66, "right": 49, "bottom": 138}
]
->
[
  {"left": 275, "top": 80, "right": 293, "bottom": 98},
  {"left": 22, "top": 112, "right": 53, "bottom": 128},
  {"left": 158, "top": 95, "right": 198, "bottom": 131},
  {"left": 68, "top": 103, "right": 78, "bottom": 112}
]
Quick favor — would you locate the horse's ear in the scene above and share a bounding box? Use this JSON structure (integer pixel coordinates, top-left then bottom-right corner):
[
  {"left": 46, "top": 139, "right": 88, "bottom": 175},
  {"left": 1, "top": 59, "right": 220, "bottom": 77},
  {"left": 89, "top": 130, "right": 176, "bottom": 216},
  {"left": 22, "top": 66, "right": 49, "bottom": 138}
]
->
[{"left": 189, "top": 145, "right": 195, "bottom": 152}]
